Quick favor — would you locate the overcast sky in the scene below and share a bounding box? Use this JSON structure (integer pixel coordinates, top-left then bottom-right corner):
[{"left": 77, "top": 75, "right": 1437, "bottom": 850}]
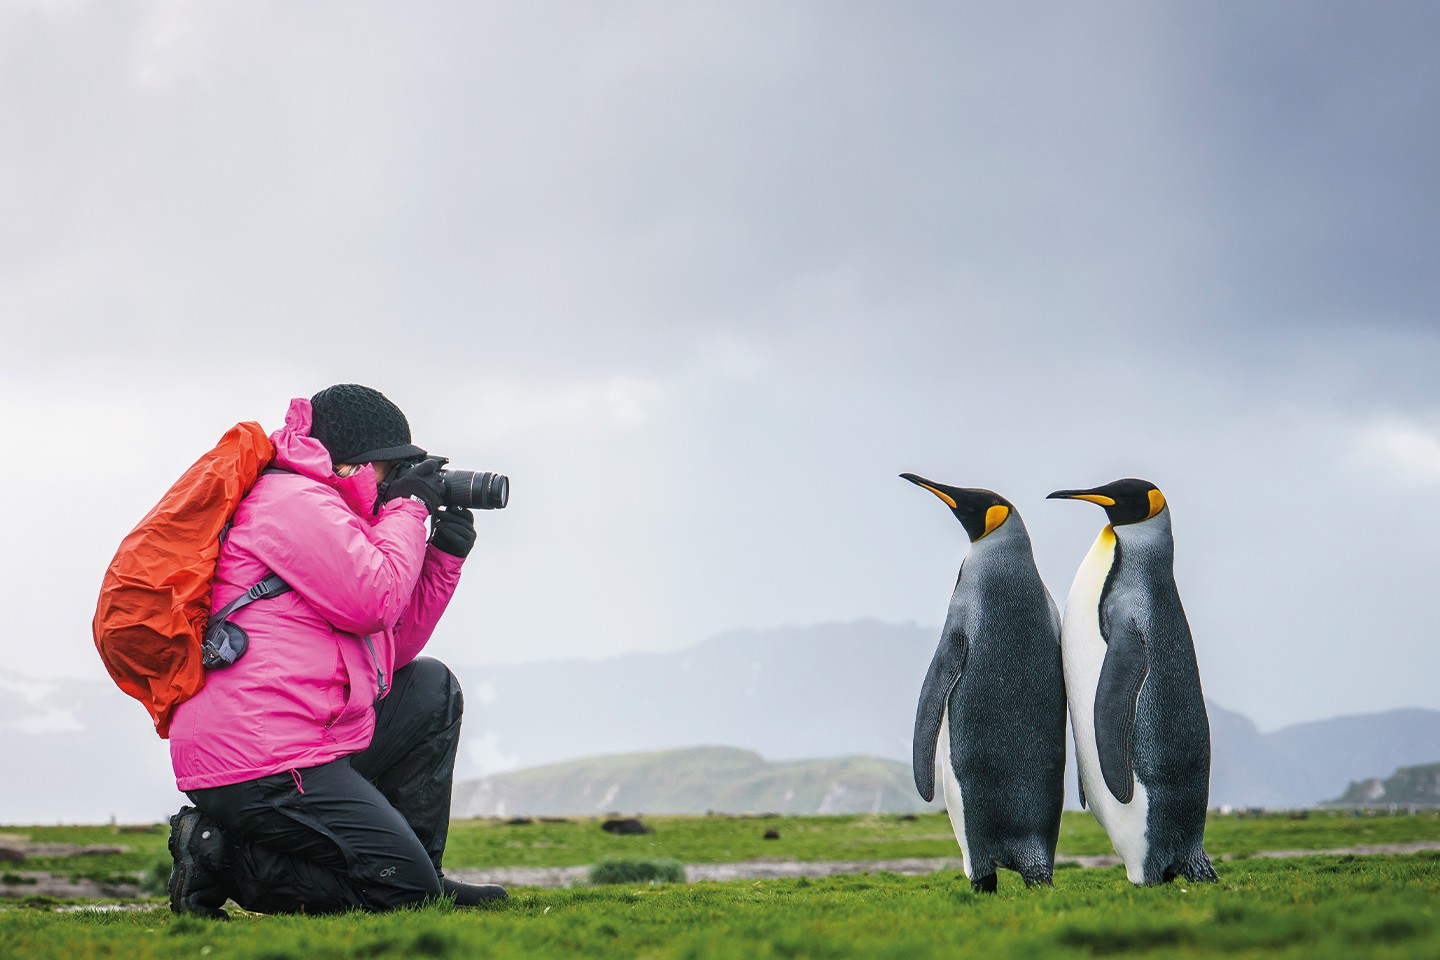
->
[{"left": 3, "top": 1, "right": 1438, "bottom": 736}]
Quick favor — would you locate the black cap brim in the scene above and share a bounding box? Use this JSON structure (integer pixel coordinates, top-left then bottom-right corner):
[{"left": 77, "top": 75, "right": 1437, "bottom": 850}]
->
[{"left": 344, "top": 443, "right": 428, "bottom": 464}]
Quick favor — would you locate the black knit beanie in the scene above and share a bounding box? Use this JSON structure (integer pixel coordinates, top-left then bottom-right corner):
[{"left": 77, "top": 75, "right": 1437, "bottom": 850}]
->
[{"left": 309, "top": 384, "right": 427, "bottom": 465}]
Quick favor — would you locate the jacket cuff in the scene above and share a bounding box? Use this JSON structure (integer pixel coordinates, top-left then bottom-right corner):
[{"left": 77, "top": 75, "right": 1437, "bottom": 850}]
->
[
  {"left": 424, "top": 545, "right": 467, "bottom": 575},
  {"left": 378, "top": 496, "right": 430, "bottom": 525}
]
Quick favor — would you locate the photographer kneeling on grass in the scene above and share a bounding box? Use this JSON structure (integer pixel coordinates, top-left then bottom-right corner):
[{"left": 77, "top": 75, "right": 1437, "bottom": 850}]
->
[{"left": 165, "top": 384, "right": 507, "bottom": 917}]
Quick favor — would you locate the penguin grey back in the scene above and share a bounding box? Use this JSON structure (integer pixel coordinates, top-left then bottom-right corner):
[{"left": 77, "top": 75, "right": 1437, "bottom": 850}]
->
[{"left": 902, "top": 474, "right": 1066, "bottom": 888}]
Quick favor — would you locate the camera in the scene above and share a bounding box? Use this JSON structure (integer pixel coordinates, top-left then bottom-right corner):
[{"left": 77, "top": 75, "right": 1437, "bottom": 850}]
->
[
  {"left": 438, "top": 468, "right": 509, "bottom": 510},
  {"left": 385, "top": 458, "right": 509, "bottom": 510}
]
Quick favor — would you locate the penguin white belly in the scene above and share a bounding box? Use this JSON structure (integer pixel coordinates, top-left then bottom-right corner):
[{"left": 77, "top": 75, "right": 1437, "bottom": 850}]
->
[
  {"left": 1061, "top": 527, "right": 1150, "bottom": 883},
  {"left": 936, "top": 708, "right": 973, "bottom": 878}
]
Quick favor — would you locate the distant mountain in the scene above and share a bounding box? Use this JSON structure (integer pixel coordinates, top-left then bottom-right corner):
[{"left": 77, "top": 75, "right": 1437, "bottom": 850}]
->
[
  {"left": 6, "top": 620, "right": 1439, "bottom": 824},
  {"left": 1326, "top": 763, "right": 1440, "bottom": 808},
  {"left": 450, "top": 620, "right": 936, "bottom": 778},
  {"left": 1267, "top": 710, "right": 1440, "bottom": 800},
  {"left": 453, "top": 746, "right": 944, "bottom": 818},
  {"left": 449, "top": 620, "right": 1440, "bottom": 811},
  {"left": 451, "top": 704, "right": 1440, "bottom": 818},
  {"left": 1204, "top": 700, "right": 1319, "bottom": 809}
]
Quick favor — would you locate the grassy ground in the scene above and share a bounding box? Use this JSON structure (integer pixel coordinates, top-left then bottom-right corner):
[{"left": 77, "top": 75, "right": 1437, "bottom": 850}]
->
[
  {"left": 444, "top": 808, "right": 1440, "bottom": 867},
  {"left": 4, "top": 809, "right": 1438, "bottom": 886},
  {"left": 1, "top": 853, "right": 1438, "bottom": 959}
]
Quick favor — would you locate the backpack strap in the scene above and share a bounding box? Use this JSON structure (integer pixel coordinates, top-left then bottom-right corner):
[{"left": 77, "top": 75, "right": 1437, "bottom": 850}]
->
[
  {"left": 201, "top": 574, "right": 292, "bottom": 670},
  {"left": 211, "top": 573, "right": 292, "bottom": 622}
]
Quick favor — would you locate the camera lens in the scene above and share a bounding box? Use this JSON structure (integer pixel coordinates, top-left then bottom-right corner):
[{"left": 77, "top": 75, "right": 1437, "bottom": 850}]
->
[{"left": 439, "top": 469, "right": 509, "bottom": 510}]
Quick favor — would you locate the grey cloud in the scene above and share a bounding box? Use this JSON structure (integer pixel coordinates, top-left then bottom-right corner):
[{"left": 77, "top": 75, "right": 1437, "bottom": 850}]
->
[{"left": 1, "top": 2, "right": 1438, "bottom": 740}]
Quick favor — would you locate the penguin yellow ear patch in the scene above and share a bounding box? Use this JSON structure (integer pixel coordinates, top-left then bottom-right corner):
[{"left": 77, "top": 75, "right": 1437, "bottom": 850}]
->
[
  {"left": 982, "top": 504, "right": 1009, "bottom": 537},
  {"left": 1146, "top": 488, "right": 1167, "bottom": 520}
]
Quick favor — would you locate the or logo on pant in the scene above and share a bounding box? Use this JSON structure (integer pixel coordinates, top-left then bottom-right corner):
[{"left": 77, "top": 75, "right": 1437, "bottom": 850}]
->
[{"left": 380, "top": 866, "right": 397, "bottom": 877}]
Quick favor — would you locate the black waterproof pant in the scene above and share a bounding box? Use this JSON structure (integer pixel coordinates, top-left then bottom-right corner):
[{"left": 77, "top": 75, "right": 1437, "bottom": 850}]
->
[{"left": 188, "top": 657, "right": 464, "bottom": 913}]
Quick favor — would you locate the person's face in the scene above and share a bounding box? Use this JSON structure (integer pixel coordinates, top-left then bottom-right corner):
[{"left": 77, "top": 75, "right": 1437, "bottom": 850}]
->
[{"left": 336, "top": 461, "right": 395, "bottom": 482}]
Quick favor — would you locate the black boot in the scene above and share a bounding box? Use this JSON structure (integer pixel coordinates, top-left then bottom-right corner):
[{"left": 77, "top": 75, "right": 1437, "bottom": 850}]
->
[
  {"left": 167, "top": 806, "right": 230, "bottom": 919},
  {"left": 441, "top": 875, "right": 508, "bottom": 905}
]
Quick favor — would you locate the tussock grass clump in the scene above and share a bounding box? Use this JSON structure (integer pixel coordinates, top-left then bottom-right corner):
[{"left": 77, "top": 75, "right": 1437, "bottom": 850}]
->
[
  {"left": 1056, "top": 920, "right": 1193, "bottom": 954},
  {"left": 587, "top": 857, "right": 686, "bottom": 885}
]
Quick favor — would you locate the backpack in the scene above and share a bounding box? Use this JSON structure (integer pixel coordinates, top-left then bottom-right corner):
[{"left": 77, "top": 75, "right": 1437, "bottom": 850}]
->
[{"left": 92, "top": 421, "right": 290, "bottom": 738}]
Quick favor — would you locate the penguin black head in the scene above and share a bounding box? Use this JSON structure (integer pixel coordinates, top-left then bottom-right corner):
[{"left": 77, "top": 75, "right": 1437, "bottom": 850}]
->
[
  {"left": 1047, "top": 478, "right": 1167, "bottom": 526},
  {"left": 900, "top": 473, "right": 1015, "bottom": 542}
]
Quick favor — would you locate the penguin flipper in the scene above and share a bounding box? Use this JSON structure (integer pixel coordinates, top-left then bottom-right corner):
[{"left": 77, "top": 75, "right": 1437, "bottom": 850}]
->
[
  {"left": 912, "top": 620, "right": 968, "bottom": 802},
  {"left": 1094, "top": 617, "right": 1149, "bottom": 804}
]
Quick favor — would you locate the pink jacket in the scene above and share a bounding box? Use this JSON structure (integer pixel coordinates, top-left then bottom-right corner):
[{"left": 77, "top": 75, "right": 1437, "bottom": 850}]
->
[{"left": 169, "top": 398, "right": 465, "bottom": 791}]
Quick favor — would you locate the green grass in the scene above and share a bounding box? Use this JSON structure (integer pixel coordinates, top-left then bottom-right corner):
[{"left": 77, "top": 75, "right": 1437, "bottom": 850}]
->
[
  {"left": 446, "top": 808, "right": 1440, "bottom": 869},
  {"left": 588, "top": 857, "right": 687, "bottom": 885},
  {"left": 0, "top": 824, "right": 167, "bottom": 891},
  {"left": 2, "top": 854, "right": 1438, "bottom": 959},
  {"left": 4, "top": 809, "right": 1439, "bottom": 885}
]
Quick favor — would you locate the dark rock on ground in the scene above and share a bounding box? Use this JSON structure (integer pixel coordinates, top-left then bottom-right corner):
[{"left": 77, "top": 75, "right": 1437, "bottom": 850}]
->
[{"left": 602, "top": 818, "right": 653, "bottom": 835}]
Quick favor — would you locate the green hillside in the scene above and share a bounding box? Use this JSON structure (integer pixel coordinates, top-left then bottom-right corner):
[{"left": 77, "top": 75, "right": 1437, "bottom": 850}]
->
[
  {"left": 453, "top": 747, "right": 944, "bottom": 817},
  {"left": 1329, "top": 762, "right": 1440, "bottom": 808}
]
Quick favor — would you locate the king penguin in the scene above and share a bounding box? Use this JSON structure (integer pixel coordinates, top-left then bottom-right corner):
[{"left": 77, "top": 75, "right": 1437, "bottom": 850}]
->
[
  {"left": 902, "top": 473, "right": 1067, "bottom": 892},
  {"left": 1048, "top": 478, "right": 1217, "bottom": 886}
]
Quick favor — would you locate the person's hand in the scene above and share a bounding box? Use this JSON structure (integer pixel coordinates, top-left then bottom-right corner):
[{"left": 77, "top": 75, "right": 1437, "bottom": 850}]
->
[
  {"left": 380, "top": 458, "right": 446, "bottom": 514},
  {"left": 431, "top": 506, "right": 476, "bottom": 558}
]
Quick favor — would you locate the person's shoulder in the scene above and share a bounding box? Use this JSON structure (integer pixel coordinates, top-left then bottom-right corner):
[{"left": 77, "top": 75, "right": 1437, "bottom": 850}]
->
[
  {"left": 253, "top": 467, "right": 326, "bottom": 492},
  {"left": 249, "top": 468, "right": 348, "bottom": 511}
]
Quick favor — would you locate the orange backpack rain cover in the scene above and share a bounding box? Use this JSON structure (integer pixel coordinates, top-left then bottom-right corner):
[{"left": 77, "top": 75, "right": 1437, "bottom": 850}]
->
[{"left": 93, "top": 421, "right": 273, "bottom": 738}]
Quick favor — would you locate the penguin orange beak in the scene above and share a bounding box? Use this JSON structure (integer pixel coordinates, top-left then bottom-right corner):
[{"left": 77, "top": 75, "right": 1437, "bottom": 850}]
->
[
  {"left": 900, "top": 473, "right": 961, "bottom": 508},
  {"left": 1047, "top": 488, "right": 1117, "bottom": 506}
]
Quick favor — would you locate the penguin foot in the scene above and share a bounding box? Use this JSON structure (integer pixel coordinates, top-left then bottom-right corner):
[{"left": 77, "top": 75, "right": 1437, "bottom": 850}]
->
[
  {"left": 1154, "top": 850, "right": 1218, "bottom": 886},
  {"left": 1178, "top": 851, "right": 1218, "bottom": 883},
  {"left": 970, "top": 874, "right": 998, "bottom": 894},
  {"left": 1020, "top": 871, "right": 1054, "bottom": 888}
]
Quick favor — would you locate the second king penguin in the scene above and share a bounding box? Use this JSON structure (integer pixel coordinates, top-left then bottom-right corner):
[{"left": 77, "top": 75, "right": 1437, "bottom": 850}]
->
[{"left": 1049, "top": 479, "right": 1217, "bottom": 885}]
